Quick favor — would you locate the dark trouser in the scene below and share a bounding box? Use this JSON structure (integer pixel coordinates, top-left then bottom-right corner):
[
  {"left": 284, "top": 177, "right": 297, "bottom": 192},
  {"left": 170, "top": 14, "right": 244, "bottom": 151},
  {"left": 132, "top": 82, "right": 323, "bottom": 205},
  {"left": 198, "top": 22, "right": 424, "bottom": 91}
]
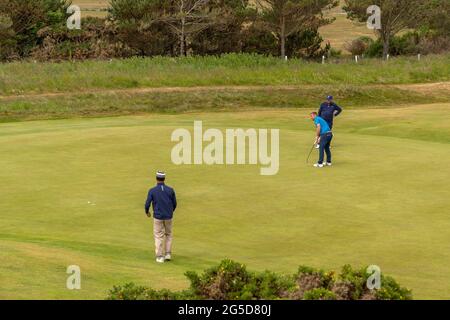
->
[{"left": 318, "top": 132, "right": 333, "bottom": 164}]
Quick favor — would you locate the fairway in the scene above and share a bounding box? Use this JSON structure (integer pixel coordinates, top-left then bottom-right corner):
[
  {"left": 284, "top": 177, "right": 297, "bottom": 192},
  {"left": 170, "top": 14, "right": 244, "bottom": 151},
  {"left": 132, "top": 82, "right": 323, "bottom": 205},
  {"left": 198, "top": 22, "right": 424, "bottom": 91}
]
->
[{"left": 1, "top": 104, "right": 449, "bottom": 300}]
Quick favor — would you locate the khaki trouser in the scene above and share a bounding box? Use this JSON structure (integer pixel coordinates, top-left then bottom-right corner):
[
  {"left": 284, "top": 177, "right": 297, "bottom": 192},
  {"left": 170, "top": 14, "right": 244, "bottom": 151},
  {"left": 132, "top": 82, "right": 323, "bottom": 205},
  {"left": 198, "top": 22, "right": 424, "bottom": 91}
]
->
[{"left": 153, "top": 219, "right": 173, "bottom": 258}]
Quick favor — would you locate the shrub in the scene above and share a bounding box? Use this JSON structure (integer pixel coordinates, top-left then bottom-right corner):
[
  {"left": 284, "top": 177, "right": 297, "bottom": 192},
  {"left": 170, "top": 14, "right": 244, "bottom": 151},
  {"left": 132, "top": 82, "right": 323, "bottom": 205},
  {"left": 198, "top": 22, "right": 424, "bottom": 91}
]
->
[
  {"left": 331, "top": 281, "right": 356, "bottom": 300},
  {"left": 291, "top": 266, "right": 335, "bottom": 299},
  {"left": 107, "top": 283, "right": 195, "bottom": 300},
  {"left": 107, "top": 260, "right": 413, "bottom": 300},
  {"left": 107, "top": 283, "right": 149, "bottom": 300},
  {"left": 364, "top": 32, "right": 450, "bottom": 57},
  {"left": 303, "top": 288, "right": 337, "bottom": 300},
  {"left": 344, "top": 37, "right": 374, "bottom": 56},
  {"left": 185, "top": 259, "right": 252, "bottom": 300},
  {"left": 417, "top": 34, "right": 450, "bottom": 55},
  {"left": 338, "top": 264, "right": 379, "bottom": 299},
  {"left": 375, "top": 276, "right": 412, "bottom": 300},
  {"left": 336, "top": 264, "right": 412, "bottom": 300},
  {"left": 328, "top": 47, "right": 342, "bottom": 58},
  {"left": 185, "top": 259, "right": 294, "bottom": 300}
]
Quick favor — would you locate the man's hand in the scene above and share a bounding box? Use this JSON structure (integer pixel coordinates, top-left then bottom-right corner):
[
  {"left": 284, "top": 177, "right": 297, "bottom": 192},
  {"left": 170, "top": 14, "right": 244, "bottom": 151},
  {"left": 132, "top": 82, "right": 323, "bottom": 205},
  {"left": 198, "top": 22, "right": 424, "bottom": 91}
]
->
[{"left": 146, "top": 212, "right": 151, "bottom": 218}]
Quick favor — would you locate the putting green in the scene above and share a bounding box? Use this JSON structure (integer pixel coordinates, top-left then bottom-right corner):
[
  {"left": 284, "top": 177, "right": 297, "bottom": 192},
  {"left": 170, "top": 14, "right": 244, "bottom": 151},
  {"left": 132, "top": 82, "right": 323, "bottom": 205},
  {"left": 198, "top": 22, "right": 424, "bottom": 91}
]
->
[{"left": 1, "top": 105, "right": 449, "bottom": 299}]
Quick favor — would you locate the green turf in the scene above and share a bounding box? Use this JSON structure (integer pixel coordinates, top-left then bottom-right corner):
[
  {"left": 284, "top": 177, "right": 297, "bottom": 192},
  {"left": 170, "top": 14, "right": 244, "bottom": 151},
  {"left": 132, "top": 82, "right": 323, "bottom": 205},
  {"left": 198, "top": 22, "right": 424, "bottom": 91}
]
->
[{"left": 0, "top": 104, "right": 449, "bottom": 300}]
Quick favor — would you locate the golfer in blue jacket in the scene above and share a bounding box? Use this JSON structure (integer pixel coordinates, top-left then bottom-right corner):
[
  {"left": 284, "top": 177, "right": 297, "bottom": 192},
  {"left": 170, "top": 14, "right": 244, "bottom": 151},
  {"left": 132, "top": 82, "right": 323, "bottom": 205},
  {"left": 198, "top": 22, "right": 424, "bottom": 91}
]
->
[
  {"left": 310, "top": 112, "right": 333, "bottom": 168},
  {"left": 145, "top": 171, "right": 177, "bottom": 263}
]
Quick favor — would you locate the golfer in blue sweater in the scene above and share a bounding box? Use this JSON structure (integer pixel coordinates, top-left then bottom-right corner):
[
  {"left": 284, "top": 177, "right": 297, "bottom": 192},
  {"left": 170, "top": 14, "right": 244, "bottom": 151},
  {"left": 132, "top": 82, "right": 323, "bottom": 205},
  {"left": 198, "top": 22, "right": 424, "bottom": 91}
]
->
[
  {"left": 145, "top": 171, "right": 177, "bottom": 263},
  {"left": 314, "top": 95, "right": 343, "bottom": 150},
  {"left": 318, "top": 95, "right": 343, "bottom": 130}
]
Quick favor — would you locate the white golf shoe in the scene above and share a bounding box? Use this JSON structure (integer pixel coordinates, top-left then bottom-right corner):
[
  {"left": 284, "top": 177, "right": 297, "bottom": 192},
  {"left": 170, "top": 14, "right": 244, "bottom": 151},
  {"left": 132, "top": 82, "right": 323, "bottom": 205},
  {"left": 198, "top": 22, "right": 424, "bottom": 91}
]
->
[
  {"left": 164, "top": 254, "right": 172, "bottom": 261},
  {"left": 325, "top": 162, "right": 332, "bottom": 166},
  {"left": 156, "top": 257, "right": 165, "bottom": 263},
  {"left": 314, "top": 163, "right": 324, "bottom": 168}
]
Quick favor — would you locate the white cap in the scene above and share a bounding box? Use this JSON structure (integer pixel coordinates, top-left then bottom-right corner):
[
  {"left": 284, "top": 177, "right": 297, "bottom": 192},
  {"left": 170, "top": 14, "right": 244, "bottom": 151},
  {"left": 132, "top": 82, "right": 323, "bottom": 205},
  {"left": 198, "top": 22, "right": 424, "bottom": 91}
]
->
[{"left": 156, "top": 171, "right": 166, "bottom": 179}]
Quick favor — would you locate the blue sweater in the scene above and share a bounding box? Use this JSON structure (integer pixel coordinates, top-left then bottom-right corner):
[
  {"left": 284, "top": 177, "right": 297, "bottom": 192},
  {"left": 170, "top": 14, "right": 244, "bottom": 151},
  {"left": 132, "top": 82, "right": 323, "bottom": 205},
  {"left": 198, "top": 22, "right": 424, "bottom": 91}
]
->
[
  {"left": 145, "top": 183, "right": 177, "bottom": 220},
  {"left": 318, "top": 102, "right": 342, "bottom": 125}
]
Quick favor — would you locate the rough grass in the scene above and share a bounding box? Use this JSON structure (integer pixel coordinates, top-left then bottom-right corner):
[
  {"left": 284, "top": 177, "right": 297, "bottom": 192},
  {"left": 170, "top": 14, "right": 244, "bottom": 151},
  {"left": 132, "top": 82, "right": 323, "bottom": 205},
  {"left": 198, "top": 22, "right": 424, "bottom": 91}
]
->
[
  {"left": 1, "top": 84, "right": 449, "bottom": 122},
  {"left": 1, "top": 54, "right": 449, "bottom": 96},
  {"left": 0, "top": 105, "right": 449, "bottom": 299}
]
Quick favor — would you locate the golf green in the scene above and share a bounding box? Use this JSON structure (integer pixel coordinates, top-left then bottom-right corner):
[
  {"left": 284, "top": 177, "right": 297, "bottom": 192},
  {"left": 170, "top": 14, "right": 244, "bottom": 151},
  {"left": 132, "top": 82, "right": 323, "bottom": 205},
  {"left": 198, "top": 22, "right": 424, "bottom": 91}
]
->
[{"left": 1, "top": 104, "right": 449, "bottom": 299}]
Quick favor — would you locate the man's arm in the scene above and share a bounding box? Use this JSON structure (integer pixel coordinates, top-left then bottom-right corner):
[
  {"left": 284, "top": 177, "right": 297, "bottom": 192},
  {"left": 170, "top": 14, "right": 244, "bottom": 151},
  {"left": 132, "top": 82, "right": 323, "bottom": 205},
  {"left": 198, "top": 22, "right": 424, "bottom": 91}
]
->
[
  {"left": 145, "top": 190, "right": 153, "bottom": 216},
  {"left": 333, "top": 104, "right": 342, "bottom": 117},
  {"left": 172, "top": 190, "right": 177, "bottom": 211},
  {"left": 318, "top": 104, "right": 323, "bottom": 117},
  {"left": 315, "top": 124, "right": 321, "bottom": 144}
]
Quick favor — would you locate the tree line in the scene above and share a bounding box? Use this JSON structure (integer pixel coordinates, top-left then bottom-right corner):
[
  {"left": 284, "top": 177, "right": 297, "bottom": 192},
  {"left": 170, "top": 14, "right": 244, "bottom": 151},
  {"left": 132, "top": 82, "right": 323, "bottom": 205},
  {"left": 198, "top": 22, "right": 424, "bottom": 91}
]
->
[{"left": 0, "top": 0, "right": 448, "bottom": 61}]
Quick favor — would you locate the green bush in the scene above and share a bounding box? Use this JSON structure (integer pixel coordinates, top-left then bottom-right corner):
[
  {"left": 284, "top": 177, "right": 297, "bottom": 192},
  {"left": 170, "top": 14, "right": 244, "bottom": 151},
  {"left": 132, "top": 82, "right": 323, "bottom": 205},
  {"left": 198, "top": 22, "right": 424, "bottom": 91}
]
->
[
  {"left": 364, "top": 32, "right": 450, "bottom": 57},
  {"left": 185, "top": 259, "right": 294, "bottom": 300},
  {"left": 291, "top": 266, "right": 335, "bottom": 299},
  {"left": 375, "top": 276, "right": 413, "bottom": 300},
  {"left": 185, "top": 259, "right": 252, "bottom": 300},
  {"left": 336, "top": 265, "right": 412, "bottom": 300},
  {"left": 107, "top": 283, "right": 195, "bottom": 300},
  {"left": 303, "top": 288, "right": 337, "bottom": 300},
  {"left": 107, "top": 259, "right": 413, "bottom": 300},
  {"left": 344, "top": 36, "right": 374, "bottom": 56},
  {"left": 107, "top": 283, "right": 149, "bottom": 300},
  {"left": 337, "top": 265, "right": 370, "bottom": 299}
]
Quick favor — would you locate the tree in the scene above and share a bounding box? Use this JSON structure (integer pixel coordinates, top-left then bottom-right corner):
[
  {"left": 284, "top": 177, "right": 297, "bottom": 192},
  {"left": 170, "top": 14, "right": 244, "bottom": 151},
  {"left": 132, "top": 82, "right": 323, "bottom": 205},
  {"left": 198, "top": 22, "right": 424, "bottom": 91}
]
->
[
  {"left": 426, "top": 0, "right": 450, "bottom": 37},
  {"left": 191, "top": 0, "right": 256, "bottom": 55},
  {"left": 109, "top": 0, "right": 177, "bottom": 56},
  {"left": 152, "top": 0, "right": 222, "bottom": 56},
  {"left": 254, "top": 0, "right": 337, "bottom": 59},
  {"left": 343, "top": 0, "right": 429, "bottom": 59},
  {"left": 0, "top": 14, "right": 15, "bottom": 59},
  {"left": 0, "top": 0, "right": 70, "bottom": 59}
]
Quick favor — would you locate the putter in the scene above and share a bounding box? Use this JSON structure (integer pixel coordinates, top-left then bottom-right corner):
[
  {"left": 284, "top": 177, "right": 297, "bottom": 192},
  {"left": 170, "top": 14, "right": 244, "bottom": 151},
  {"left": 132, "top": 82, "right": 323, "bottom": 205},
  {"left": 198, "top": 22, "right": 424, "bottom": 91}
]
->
[{"left": 306, "top": 143, "right": 316, "bottom": 164}]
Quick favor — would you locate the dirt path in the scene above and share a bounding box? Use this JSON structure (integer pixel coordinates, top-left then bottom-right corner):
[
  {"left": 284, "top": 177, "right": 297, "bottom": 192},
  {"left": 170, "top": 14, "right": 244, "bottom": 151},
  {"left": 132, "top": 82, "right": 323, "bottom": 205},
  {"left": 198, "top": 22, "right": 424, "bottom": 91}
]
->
[
  {"left": 393, "top": 81, "right": 450, "bottom": 93},
  {"left": 0, "top": 81, "right": 449, "bottom": 101}
]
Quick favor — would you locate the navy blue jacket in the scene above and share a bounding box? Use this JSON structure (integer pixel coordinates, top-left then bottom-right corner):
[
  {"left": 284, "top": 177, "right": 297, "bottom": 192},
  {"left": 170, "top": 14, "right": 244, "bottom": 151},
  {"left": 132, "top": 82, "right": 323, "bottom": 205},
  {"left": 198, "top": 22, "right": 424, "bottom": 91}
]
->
[
  {"left": 145, "top": 183, "right": 177, "bottom": 220},
  {"left": 318, "top": 102, "right": 342, "bottom": 126}
]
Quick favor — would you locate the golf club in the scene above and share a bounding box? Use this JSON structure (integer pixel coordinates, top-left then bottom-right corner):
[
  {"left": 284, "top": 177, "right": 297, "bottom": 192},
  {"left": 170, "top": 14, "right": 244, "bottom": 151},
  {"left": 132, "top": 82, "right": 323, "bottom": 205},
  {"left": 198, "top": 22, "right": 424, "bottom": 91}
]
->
[{"left": 306, "top": 142, "right": 316, "bottom": 164}]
